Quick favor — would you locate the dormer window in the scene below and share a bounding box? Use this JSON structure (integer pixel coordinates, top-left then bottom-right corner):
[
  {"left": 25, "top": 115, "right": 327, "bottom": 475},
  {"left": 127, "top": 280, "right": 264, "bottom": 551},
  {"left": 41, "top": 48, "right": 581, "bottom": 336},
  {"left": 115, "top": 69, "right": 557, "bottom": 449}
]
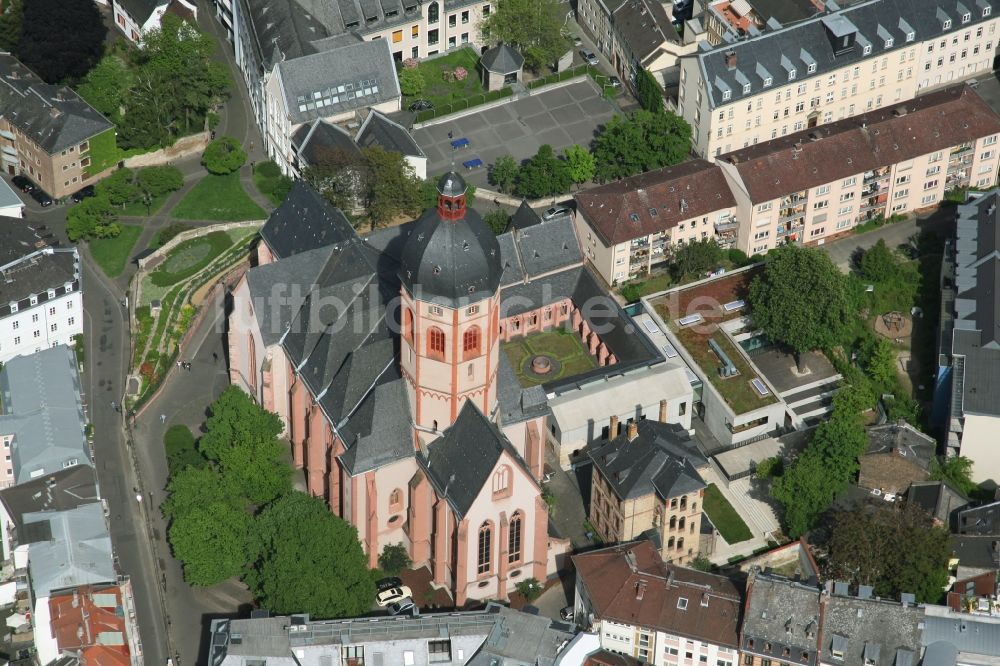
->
[
  {"left": 906, "top": 31, "right": 914, "bottom": 41},
  {"left": 944, "top": 18, "right": 953, "bottom": 28},
  {"left": 764, "top": 77, "right": 772, "bottom": 87},
  {"left": 29, "top": 295, "right": 37, "bottom": 306},
  {"left": 807, "top": 63, "right": 816, "bottom": 73},
  {"left": 985, "top": 6, "right": 992, "bottom": 16},
  {"left": 863, "top": 44, "right": 872, "bottom": 54},
  {"left": 743, "top": 83, "right": 751, "bottom": 93},
  {"left": 722, "top": 89, "right": 731, "bottom": 100},
  {"left": 8, "top": 302, "right": 16, "bottom": 313},
  {"left": 788, "top": 68, "right": 796, "bottom": 80},
  {"left": 884, "top": 37, "right": 894, "bottom": 47},
  {"left": 677, "top": 597, "right": 688, "bottom": 610},
  {"left": 962, "top": 11, "right": 971, "bottom": 21}
]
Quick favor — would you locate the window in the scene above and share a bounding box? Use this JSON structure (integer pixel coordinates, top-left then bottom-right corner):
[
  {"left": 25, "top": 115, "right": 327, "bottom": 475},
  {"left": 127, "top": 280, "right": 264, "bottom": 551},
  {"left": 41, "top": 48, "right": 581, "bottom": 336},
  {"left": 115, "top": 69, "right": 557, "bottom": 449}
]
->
[
  {"left": 477, "top": 522, "right": 492, "bottom": 574},
  {"left": 33, "top": 330, "right": 40, "bottom": 338},
  {"left": 31, "top": 313, "right": 38, "bottom": 323},
  {"left": 50, "top": 323, "right": 57, "bottom": 332},
  {"left": 389, "top": 488, "right": 403, "bottom": 511},
  {"left": 427, "top": 326, "right": 445, "bottom": 359},
  {"left": 944, "top": 18, "right": 952, "bottom": 29},
  {"left": 927, "top": 165, "right": 941, "bottom": 176},
  {"left": 391, "top": 29, "right": 403, "bottom": 42},
  {"left": 722, "top": 90, "right": 731, "bottom": 101},
  {"left": 461, "top": 9, "right": 469, "bottom": 22},
  {"left": 924, "top": 179, "right": 939, "bottom": 190},
  {"left": 508, "top": 512, "right": 522, "bottom": 563},
  {"left": 816, "top": 184, "right": 831, "bottom": 195},
  {"left": 982, "top": 150, "right": 995, "bottom": 161},
  {"left": 843, "top": 176, "right": 857, "bottom": 187},
  {"left": 677, "top": 597, "right": 689, "bottom": 610},
  {"left": 67, "top": 317, "right": 74, "bottom": 326},
  {"left": 482, "top": 4, "right": 490, "bottom": 16},
  {"left": 986, "top": 135, "right": 998, "bottom": 146},
  {"left": 906, "top": 31, "right": 914, "bottom": 41},
  {"left": 13, "top": 337, "right": 18, "bottom": 345},
  {"left": 48, "top": 306, "right": 55, "bottom": 315},
  {"left": 764, "top": 77, "right": 772, "bottom": 87},
  {"left": 12, "top": 321, "right": 17, "bottom": 330},
  {"left": 462, "top": 326, "right": 481, "bottom": 359},
  {"left": 840, "top": 191, "right": 855, "bottom": 202},
  {"left": 428, "top": 1, "right": 439, "bottom": 22},
  {"left": 429, "top": 640, "right": 452, "bottom": 663},
  {"left": 342, "top": 646, "right": 364, "bottom": 664},
  {"left": 814, "top": 200, "right": 828, "bottom": 210},
  {"left": 448, "top": 13, "right": 456, "bottom": 26},
  {"left": 894, "top": 188, "right": 909, "bottom": 199},
  {"left": 963, "top": 11, "right": 971, "bottom": 22}
]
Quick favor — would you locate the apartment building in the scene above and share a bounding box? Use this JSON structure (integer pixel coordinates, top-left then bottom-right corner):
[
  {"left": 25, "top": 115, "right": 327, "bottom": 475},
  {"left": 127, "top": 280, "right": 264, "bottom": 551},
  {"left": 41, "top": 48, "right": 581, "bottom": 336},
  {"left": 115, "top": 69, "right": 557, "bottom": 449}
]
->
[
  {"left": 0, "top": 55, "right": 114, "bottom": 199},
  {"left": 939, "top": 190, "right": 1000, "bottom": 483},
  {"left": 586, "top": 418, "right": 708, "bottom": 565},
  {"left": 739, "top": 572, "right": 822, "bottom": 666},
  {"left": 572, "top": 540, "right": 742, "bottom": 666},
  {"left": 678, "top": 0, "right": 1000, "bottom": 158},
  {"left": 111, "top": 0, "right": 197, "bottom": 43},
  {"left": 715, "top": 84, "right": 1000, "bottom": 254},
  {"left": 0, "top": 224, "right": 83, "bottom": 364},
  {"left": 702, "top": 0, "right": 824, "bottom": 46},
  {"left": 573, "top": 160, "right": 737, "bottom": 286}
]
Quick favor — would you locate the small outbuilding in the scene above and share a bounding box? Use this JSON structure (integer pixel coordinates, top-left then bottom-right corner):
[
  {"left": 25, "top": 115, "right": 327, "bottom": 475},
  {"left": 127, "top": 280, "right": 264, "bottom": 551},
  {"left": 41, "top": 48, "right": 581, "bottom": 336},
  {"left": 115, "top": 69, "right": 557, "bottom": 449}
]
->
[{"left": 480, "top": 43, "right": 524, "bottom": 90}]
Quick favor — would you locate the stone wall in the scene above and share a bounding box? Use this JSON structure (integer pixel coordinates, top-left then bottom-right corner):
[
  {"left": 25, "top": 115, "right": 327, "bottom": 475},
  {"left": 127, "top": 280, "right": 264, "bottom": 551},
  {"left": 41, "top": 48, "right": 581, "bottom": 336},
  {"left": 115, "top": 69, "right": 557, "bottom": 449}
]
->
[
  {"left": 123, "top": 131, "right": 210, "bottom": 169},
  {"left": 137, "top": 220, "right": 262, "bottom": 271}
]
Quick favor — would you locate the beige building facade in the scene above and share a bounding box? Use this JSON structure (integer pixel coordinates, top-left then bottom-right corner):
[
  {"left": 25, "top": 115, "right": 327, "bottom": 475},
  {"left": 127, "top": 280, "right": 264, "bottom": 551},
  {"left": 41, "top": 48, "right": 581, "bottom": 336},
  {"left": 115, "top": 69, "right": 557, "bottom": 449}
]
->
[{"left": 678, "top": 0, "right": 1000, "bottom": 158}]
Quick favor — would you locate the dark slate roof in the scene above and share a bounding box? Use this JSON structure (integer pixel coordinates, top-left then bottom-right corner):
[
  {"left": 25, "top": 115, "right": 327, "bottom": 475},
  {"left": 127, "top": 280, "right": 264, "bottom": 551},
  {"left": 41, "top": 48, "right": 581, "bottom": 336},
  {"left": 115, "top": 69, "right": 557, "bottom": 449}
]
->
[
  {"left": 0, "top": 465, "right": 99, "bottom": 527},
  {"left": 292, "top": 119, "right": 362, "bottom": 168},
  {"left": 951, "top": 192, "right": 1000, "bottom": 416},
  {"left": 742, "top": 573, "right": 822, "bottom": 666},
  {"left": 116, "top": 0, "right": 164, "bottom": 23},
  {"left": 611, "top": 0, "right": 681, "bottom": 65},
  {"left": 509, "top": 215, "right": 583, "bottom": 278},
  {"left": 864, "top": 422, "right": 936, "bottom": 464},
  {"left": 745, "top": 0, "right": 822, "bottom": 26},
  {"left": 417, "top": 401, "right": 538, "bottom": 519},
  {"left": 437, "top": 171, "right": 467, "bottom": 197},
  {"left": 587, "top": 420, "right": 707, "bottom": 501},
  {"left": 496, "top": 231, "right": 525, "bottom": 286},
  {"left": 259, "top": 180, "right": 356, "bottom": 259},
  {"left": 246, "top": 245, "right": 337, "bottom": 346},
  {"left": 908, "top": 480, "right": 969, "bottom": 526},
  {"left": 356, "top": 110, "right": 423, "bottom": 157},
  {"left": 277, "top": 38, "right": 400, "bottom": 126},
  {"left": 957, "top": 500, "right": 1000, "bottom": 536},
  {"left": 399, "top": 177, "right": 503, "bottom": 308},
  {"left": 480, "top": 44, "right": 524, "bottom": 73},
  {"left": 496, "top": 352, "right": 550, "bottom": 426},
  {"left": 507, "top": 201, "right": 542, "bottom": 232},
  {"left": 819, "top": 594, "right": 924, "bottom": 666},
  {"left": 0, "top": 55, "right": 113, "bottom": 154},
  {"left": 0, "top": 223, "right": 78, "bottom": 307},
  {"left": 696, "top": 0, "right": 1000, "bottom": 109},
  {"left": 950, "top": 535, "right": 1000, "bottom": 570},
  {"left": 337, "top": 374, "right": 413, "bottom": 475}
]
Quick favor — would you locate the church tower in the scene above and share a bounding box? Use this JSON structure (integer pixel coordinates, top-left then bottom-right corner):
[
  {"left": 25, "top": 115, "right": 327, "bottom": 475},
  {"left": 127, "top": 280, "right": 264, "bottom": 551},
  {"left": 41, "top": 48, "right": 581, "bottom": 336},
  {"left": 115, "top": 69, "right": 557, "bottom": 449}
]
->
[{"left": 398, "top": 172, "right": 503, "bottom": 446}]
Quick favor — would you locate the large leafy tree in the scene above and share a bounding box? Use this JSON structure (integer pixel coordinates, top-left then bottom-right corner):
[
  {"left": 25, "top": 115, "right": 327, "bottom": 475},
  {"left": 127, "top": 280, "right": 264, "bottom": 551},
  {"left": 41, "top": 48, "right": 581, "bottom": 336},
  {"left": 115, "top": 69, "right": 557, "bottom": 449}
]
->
[
  {"left": 516, "top": 144, "right": 572, "bottom": 198},
  {"left": 563, "top": 144, "right": 595, "bottom": 189},
  {"left": 859, "top": 336, "right": 897, "bottom": 393},
  {"left": 490, "top": 155, "right": 518, "bottom": 194},
  {"left": 672, "top": 239, "right": 723, "bottom": 280},
  {"left": 100, "top": 168, "right": 141, "bottom": 208},
  {"left": 247, "top": 492, "right": 376, "bottom": 618},
  {"left": 593, "top": 110, "right": 692, "bottom": 182},
  {"left": 77, "top": 55, "right": 134, "bottom": 123},
  {"left": 66, "top": 195, "right": 119, "bottom": 241},
  {"left": 199, "top": 386, "right": 292, "bottom": 507},
  {"left": 15, "top": 0, "right": 104, "bottom": 83},
  {"left": 302, "top": 146, "right": 368, "bottom": 212},
  {"left": 136, "top": 165, "right": 184, "bottom": 199},
  {"left": 929, "top": 456, "right": 977, "bottom": 496},
  {"left": 749, "top": 245, "right": 854, "bottom": 369},
  {"left": 826, "top": 502, "right": 950, "bottom": 604},
  {"left": 0, "top": 0, "right": 23, "bottom": 53},
  {"left": 361, "top": 145, "right": 423, "bottom": 230},
  {"left": 201, "top": 136, "right": 247, "bottom": 175},
  {"left": 480, "top": 0, "right": 570, "bottom": 71}
]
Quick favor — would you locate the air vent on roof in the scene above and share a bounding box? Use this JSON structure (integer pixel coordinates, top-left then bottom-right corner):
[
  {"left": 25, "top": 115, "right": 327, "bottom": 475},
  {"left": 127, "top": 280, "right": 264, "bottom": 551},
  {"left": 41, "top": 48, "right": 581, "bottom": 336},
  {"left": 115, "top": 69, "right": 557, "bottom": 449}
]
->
[
  {"left": 629, "top": 213, "right": 640, "bottom": 222},
  {"left": 649, "top": 207, "right": 658, "bottom": 216}
]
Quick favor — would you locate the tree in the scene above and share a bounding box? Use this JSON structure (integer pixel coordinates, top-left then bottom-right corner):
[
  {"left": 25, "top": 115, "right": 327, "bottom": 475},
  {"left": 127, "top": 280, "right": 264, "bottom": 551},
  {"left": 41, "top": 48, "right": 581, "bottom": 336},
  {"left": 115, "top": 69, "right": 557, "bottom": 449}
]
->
[
  {"left": 749, "top": 245, "right": 854, "bottom": 369},
  {"left": 247, "top": 492, "right": 376, "bottom": 618},
  {"left": 859, "top": 239, "right": 901, "bottom": 283},
  {"left": 362, "top": 145, "right": 423, "bottom": 230},
  {"left": 77, "top": 55, "right": 134, "bottom": 123},
  {"left": 0, "top": 0, "right": 23, "bottom": 53},
  {"left": 484, "top": 208, "right": 509, "bottom": 234},
  {"left": 516, "top": 144, "right": 572, "bottom": 198},
  {"left": 480, "top": 0, "right": 570, "bottom": 71},
  {"left": 302, "top": 146, "right": 368, "bottom": 212},
  {"left": 398, "top": 68, "right": 425, "bottom": 96},
  {"left": 515, "top": 578, "right": 544, "bottom": 602},
  {"left": 99, "top": 168, "right": 140, "bottom": 208},
  {"left": 826, "top": 502, "right": 950, "bottom": 604},
  {"left": 563, "top": 144, "right": 595, "bottom": 188},
  {"left": 202, "top": 136, "right": 247, "bottom": 175},
  {"left": 593, "top": 110, "right": 692, "bottom": 182},
  {"left": 929, "top": 456, "right": 978, "bottom": 496},
  {"left": 635, "top": 68, "right": 664, "bottom": 113},
  {"left": 860, "top": 336, "right": 898, "bottom": 392},
  {"left": 690, "top": 556, "right": 713, "bottom": 572},
  {"left": 66, "top": 195, "right": 118, "bottom": 241},
  {"left": 199, "top": 386, "right": 292, "bottom": 507},
  {"left": 164, "top": 425, "right": 206, "bottom": 476},
  {"left": 490, "top": 155, "right": 518, "bottom": 194},
  {"left": 168, "top": 499, "right": 252, "bottom": 586},
  {"left": 136, "top": 165, "right": 184, "bottom": 199},
  {"left": 378, "top": 543, "right": 412, "bottom": 576},
  {"left": 15, "top": 0, "right": 103, "bottom": 83},
  {"left": 672, "top": 239, "right": 723, "bottom": 279}
]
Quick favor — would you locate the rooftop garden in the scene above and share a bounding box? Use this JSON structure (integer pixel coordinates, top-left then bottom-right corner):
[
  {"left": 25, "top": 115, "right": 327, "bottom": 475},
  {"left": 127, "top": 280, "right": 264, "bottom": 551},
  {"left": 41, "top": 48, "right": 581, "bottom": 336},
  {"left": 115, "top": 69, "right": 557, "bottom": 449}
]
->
[
  {"left": 502, "top": 328, "right": 598, "bottom": 388},
  {"left": 651, "top": 268, "right": 778, "bottom": 414},
  {"left": 702, "top": 484, "right": 753, "bottom": 544}
]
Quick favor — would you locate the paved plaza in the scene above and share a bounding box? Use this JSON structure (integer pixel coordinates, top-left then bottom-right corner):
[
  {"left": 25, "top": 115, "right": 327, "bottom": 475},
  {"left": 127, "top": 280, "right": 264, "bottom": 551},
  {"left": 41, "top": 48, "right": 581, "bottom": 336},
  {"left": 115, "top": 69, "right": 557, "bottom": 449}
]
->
[{"left": 413, "top": 79, "right": 620, "bottom": 189}]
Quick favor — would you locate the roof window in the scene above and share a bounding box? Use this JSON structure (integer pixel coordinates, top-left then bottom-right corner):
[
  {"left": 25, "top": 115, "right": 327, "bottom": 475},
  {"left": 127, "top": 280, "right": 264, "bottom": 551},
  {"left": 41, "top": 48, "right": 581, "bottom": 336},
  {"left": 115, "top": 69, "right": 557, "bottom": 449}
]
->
[{"left": 677, "top": 597, "right": 688, "bottom": 610}]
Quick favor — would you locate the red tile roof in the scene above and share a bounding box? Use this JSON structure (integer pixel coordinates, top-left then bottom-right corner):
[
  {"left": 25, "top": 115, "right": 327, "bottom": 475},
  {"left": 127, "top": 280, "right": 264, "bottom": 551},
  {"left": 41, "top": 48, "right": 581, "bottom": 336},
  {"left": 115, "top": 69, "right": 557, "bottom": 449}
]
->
[
  {"left": 48, "top": 584, "right": 132, "bottom": 666},
  {"left": 573, "top": 540, "right": 742, "bottom": 647},
  {"left": 575, "top": 160, "right": 736, "bottom": 245},
  {"left": 720, "top": 84, "right": 1000, "bottom": 203},
  {"left": 585, "top": 649, "right": 646, "bottom": 666}
]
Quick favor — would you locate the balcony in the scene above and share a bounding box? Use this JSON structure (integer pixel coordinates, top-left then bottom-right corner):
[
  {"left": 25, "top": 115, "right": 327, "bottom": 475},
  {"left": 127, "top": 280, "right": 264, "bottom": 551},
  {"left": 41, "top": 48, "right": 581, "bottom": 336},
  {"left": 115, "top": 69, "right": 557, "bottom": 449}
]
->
[
  {"left": 950, "top": 143, "right": 973, "bottom": 157},
  {"left": 863, "top": 167, "right": 890, "bottom": 183},
  {"left": 780, "top": 193, "right": 807, "bottom": 206},
  {"left": 777, "top": 223, "right": 804, "bottom": 238},
  {"left": 715, "top": 220, "right": 739, "bottom": 233},
  {"left": 779, "top": 211, "right": 806, "bottom": 224}
]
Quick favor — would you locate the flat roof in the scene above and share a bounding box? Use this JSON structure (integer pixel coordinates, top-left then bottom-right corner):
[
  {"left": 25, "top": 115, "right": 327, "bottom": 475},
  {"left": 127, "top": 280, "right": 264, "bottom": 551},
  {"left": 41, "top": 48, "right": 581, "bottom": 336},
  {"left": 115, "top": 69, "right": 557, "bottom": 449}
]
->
[
  {"left": 749, "top": 347, "right": 839, "bottom": 395},
  {"left": 549, "top": 364, "right": 693, "bottom": 427}
]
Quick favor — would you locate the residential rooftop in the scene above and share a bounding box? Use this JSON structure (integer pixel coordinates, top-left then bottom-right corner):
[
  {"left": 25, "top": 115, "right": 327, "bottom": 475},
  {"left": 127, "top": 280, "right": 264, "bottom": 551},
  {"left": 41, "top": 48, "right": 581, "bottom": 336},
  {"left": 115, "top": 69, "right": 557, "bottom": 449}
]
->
[
  {"left": 612, "top": 0, "right": 681, "bottom": 66},
  {"left": 23, "top": 502, "right": 115, "bottom": 598},
  {"left": 819, "top": 587, "right": 923, "bottom": 666},
  {"left": 573, "top": 540, "right": 743, "bottom": 647},
  {"left": 0, "top": 222, "right": 78, "bottom": 315},
  {"left": 49, "top": 583, "right": 134, "bottom": 666},
  {"left": 741, "top": 572, "right": 822, "bottom": 666},
  {"left": 719, "top": 85, "right": 1000, "bottom": 203}
]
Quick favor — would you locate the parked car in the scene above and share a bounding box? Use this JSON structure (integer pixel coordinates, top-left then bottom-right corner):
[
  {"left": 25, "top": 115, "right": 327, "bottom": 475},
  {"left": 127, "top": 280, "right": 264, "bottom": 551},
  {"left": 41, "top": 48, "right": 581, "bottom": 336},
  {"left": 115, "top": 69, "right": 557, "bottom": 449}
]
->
[
  {"left": 968, "top": 78, "right": 980, "bottom": 88},
  {"left": 71, "top": 185, "right": 95, "bottom": 203},
  {"left": 29, "top": 188, "right": 52, "bottom": 207},
  {"left": 375, "top": 576, "right": 403, "bottom": 593},
  {"left": 388, "top": 598, "right": 416, "bottom": 616},
  {"left": 409, "top": 99, "right": 434, "bottom": 111},
  {"left": 580, "top": 49, "right": 599, "bottom": 66},
  {"left": 11, "top": 175, "right": 34, "bottom": 192},
  {"left": 609, "top": 76, "right": 623, "bottom": 89},
  {"left": 543, "top": 206, "right": 570, "bottom": 220},
  {"left": 559, "top": 606, "right": 574, "bottom": 621},
  {"left": 573, "top": 35, "right": 583, "bottom": 47},
  {"left": 376, "top": 585, "right": 413, "bottom": 607}
]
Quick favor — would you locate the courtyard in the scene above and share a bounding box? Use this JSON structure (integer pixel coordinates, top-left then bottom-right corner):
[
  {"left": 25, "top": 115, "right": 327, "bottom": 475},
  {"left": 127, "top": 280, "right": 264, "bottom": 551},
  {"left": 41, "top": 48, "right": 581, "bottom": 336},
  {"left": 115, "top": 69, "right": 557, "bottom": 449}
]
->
[
  {"left": 502, "top": 329, "right": 598, "bottom": 387},
  {"left": 412, "top": 78, "right": 619, "bottom": 189}
]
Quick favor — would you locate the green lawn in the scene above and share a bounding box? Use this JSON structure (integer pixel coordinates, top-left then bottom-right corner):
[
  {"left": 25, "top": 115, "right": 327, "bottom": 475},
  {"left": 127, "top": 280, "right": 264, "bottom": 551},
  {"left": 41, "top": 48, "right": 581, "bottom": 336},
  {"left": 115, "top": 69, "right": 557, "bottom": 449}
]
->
[
  {"left": 252, "top": 161, "right": 293, "bottom": 206},
  {"left": 120, "top": 193, "right": 169, "bottom": 217},
  {"left": 89, "top": 224, "right": 143, "bottom": 278},
  {"left": 171, "top": 173, "right": 266, "bottom": 221},
  {"left": 405, "top": 48, "right": 486, "bottom": 110},
  {"left": 702, "top": 484, "right": 753, "bottom": 544},
  {"left": 502, "top": 328, "right": 598, "bottom": 387}
]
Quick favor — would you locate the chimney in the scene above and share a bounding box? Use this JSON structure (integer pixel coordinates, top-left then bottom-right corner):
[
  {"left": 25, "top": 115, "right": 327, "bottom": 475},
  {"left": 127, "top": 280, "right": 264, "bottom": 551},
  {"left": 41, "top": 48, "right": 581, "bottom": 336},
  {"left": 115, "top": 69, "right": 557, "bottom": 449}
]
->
[
  {"left": 627, "top": 421, "right": 639, "bottom": 441},
  {"left": 725, "top": 50, "right": 737, "bottom": 70},
  {"left": 609, "top": 415, "right": 619, "bottom": 439},
  {"left": 659, "top": 399, "right": 668, "bottom": 423},
  {"left": 635, "top": 580, "right": 647, "bottom": 600}
]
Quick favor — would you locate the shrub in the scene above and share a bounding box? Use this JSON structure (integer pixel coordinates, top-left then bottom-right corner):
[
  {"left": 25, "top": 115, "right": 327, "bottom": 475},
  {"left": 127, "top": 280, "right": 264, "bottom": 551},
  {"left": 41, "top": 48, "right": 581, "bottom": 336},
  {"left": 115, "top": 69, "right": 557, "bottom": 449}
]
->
[
  {"left": 453, "top": 66, "right": 468, "bottom": 81},
  {"left": 620, "top": 283, "right": 642, "bottom": 303},
  {"left": 378, "top": 543, "right": 412, "bottom": 576},
  {"left": 398, "top": 68, "right": 426, "bottom": 96},
  {"left": 402, "top": 57, "right": 419, "bottom": 69},
  {"left": 201, "top": 136, "right": 247, "bottom": 175},
  {"left": 515, "top": 578, "right": 543, "bottom": 602}
]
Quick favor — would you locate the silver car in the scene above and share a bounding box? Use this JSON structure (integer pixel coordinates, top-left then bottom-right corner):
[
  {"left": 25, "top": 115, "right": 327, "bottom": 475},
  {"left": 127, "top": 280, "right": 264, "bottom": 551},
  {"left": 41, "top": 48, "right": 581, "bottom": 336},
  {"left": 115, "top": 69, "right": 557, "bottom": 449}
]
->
[{"left": 580, "top": 49, "right": 599, "bottom": 66}]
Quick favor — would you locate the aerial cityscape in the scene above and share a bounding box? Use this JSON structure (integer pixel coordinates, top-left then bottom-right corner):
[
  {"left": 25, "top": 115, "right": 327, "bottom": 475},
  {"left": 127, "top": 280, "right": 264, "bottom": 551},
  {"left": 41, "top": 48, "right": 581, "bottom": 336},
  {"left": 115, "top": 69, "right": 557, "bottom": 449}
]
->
[{"left": 0, "top": 0, "right": 996, "bottom": 663}]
